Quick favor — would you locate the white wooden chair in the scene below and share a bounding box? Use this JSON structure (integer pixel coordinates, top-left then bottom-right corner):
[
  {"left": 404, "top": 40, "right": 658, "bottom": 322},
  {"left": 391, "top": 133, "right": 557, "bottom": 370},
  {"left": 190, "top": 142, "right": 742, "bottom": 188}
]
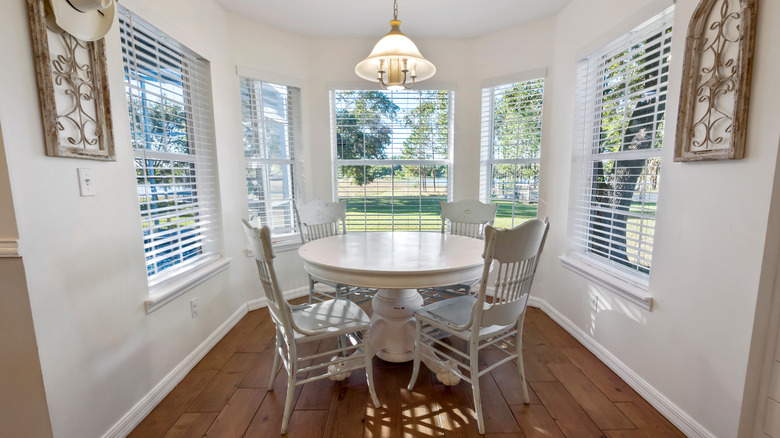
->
[
  {"left": 242, "top": 220, "right": 380, "bottom": 435},
  {"left": 295, "top": 200, "right": 375, "bottom": 304},
  {"left": 419, "top": 200, "right": 499, "bottom": 302},
  {"left": 407, "top": 217, "right": 549, "bottom": 435}
]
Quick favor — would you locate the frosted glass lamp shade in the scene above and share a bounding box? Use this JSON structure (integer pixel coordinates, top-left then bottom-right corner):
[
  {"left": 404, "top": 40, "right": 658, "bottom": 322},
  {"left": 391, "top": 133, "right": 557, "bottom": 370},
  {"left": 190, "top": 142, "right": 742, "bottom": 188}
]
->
[{"left": 355, "top": 19, "right": 436, "bottom": 88}]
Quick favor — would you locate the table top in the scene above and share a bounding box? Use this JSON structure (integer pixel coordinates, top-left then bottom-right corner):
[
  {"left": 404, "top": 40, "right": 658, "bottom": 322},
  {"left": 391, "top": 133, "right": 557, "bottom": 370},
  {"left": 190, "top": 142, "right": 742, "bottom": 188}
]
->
[{"left": 298, "top": 231, "right": 485, "bottom": 289}]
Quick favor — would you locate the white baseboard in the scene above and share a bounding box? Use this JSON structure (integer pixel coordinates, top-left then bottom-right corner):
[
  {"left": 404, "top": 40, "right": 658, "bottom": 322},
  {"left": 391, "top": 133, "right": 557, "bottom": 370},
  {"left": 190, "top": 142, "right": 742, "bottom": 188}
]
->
[
  {"left": 102, "top": 304, "right": 248, "bottom": 438},
  {"left": 527, "top": 296, "right": 714, "bottom": 438},
  {"left": 104, "top": 287, "right": 309, "bottom": 438}
]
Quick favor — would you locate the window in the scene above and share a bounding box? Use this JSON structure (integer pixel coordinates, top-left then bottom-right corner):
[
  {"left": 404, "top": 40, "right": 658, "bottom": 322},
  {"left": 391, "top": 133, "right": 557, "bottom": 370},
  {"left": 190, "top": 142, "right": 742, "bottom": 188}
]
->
[
  {"left": 240, "top": 77, "right": 300, "bottom": 241},
  {"left": 569, "top": 6, "right": 673, "bottom": 282},
  {"left": 119, "top": 9, "right": 222, "bottom": 285},
  {"left": 480, "top": 75, "right": 544, "bottom": 228},
  {"left": 332, "top": 89, "right": 453, "bottom": 231}
]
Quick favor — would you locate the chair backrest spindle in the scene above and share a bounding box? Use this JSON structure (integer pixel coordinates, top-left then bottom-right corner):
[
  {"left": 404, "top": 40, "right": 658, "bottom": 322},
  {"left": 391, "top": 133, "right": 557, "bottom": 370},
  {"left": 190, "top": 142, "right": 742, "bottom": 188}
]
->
[
  {"left": 295, "top": 200, "right": 347, "bottom": 243},
  {"left": 440, "top": 200, "right": 498, "bottom": 239},
  {"left": 472, "top": 218, "right": 549, "bottom": 330}
]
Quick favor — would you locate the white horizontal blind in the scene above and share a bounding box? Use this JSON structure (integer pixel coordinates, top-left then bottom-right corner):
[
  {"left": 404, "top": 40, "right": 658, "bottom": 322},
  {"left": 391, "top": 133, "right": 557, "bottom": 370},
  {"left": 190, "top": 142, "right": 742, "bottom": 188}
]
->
[
  {"left": 119, "top": 8, "right": 221, "bottom": 280},
  {"left": 332, "top": 90, "right": 453, "bottom": 231},
  {"left": 480, "top": 78, "right": 544, "bottom": 229},
  {"left": 571, "top": 5, "right": 673, "bottom": 276},
  {"left": 240, "top": 78, "right": 299, "bottom": 238}
]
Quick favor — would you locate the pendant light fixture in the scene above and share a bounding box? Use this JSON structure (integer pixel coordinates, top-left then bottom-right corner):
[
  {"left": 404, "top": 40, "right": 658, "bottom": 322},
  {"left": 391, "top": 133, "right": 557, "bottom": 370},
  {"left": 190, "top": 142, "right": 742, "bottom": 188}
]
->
[{"left": 354, "top": 0, "right": 436, "bottom": 90}]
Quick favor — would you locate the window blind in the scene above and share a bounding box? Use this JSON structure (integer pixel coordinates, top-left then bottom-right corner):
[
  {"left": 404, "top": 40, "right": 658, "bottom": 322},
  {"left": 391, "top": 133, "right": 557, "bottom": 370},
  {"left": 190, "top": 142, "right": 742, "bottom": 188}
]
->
[
  {"left": 332, "top": 90, "right": 453, "bottom": 231},
  {"left": 571, "top": 5, "right": 673, "bottom": 276},
  {"left": 119, "top": 8, "right": 221, "bottom": 281},
  {"left": 240, "top": 78, "right": 300, "bottom": 238},
  {"left": 480, "top": 78, "right": 544, "bottom": 229}
]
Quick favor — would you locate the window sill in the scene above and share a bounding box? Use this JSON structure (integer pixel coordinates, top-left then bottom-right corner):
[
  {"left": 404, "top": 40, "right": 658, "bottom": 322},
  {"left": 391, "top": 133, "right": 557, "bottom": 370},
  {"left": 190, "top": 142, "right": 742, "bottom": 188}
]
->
[
  {"left": 559, "top": 254, "right": 653, "bottom": 311},
  {"left": 145, "top": 257, "right": 232, "bottom": 314}
]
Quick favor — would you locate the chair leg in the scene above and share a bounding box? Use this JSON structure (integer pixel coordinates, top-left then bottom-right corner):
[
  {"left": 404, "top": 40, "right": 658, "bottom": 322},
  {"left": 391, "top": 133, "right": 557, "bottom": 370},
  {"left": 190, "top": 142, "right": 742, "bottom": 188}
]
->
[
  {"left": 280, "top": 339, "right": 298, "bottom": 435},
  {"left": 407, "top": 319, "right": 423, "bottom": 390},
  {"left": 268, "top": 329, "right": 282, "bottom": 389},
  {"left": 308, "top": 276, "right": 316, "bottom": 303},
  {"left": 516, "top": 321, "right": 530, "bottom": 404},
  {"left": 363, "top": 330, "right": 381, "bottom": 408},
  {"left": 280, "top": 367, "right": 296, "bottom": 435},
  {"left": 470, "top": 344, "right": 485, "bottom": 435}
]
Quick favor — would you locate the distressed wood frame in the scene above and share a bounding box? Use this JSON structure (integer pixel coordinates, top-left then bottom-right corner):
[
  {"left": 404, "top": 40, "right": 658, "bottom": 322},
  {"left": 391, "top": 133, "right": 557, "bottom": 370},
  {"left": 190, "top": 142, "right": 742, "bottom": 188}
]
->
[
  {"left": 26, "top": 0, "right": 115, "bottom": 161},
  {"left": 674, "top": 0, "right": 757, "bottom": 162}
]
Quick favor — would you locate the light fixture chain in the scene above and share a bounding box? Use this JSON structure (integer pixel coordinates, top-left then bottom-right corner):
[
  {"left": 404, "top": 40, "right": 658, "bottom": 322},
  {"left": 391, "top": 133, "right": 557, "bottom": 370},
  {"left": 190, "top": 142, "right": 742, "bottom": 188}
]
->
[{"left": 393, "top": 0, "right": 398, "bottom": 20}]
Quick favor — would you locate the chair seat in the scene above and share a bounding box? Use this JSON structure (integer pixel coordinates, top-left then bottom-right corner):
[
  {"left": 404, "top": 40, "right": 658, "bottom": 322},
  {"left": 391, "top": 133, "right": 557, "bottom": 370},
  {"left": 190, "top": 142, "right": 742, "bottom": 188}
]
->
[
  {"left": 414, "top": 295, "right": 514, "bottom": 340},
  {"left": 291, "top": 298, "right": 371, "bottom": 340}
]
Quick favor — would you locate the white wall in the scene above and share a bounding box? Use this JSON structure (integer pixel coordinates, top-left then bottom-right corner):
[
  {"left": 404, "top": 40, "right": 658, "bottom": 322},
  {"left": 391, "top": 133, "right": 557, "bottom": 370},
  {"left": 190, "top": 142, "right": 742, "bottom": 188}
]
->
[
  {"left": 1, "top": 0, "right": 778, "bottom": 436},
  {"left": 535, "top": 0, "right": 780, "bottom": 436},
  {"left": 0, "top": 0, "right": 265, "bottom": 436}
]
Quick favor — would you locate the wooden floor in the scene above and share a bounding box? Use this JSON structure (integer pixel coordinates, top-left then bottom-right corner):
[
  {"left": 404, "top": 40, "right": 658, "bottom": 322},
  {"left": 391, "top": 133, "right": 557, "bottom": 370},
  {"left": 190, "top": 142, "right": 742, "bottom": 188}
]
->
[{"left": 129, "top": 300, "right": 684, "bottom": 437}]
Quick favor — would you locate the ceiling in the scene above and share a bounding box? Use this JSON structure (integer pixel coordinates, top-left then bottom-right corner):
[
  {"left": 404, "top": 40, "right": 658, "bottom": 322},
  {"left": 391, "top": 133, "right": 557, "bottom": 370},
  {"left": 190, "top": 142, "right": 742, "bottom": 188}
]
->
[{"left": 213, "top": 0, "right": 572, "bottom": 39}]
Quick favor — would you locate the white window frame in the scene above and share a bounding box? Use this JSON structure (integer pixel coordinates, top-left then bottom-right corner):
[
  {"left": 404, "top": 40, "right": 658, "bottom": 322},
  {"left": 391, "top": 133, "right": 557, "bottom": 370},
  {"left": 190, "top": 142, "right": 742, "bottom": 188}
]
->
[
  {"left": 480, "top": 70, "right": 546, "bottom": 228},
  {"left": 119, "top": 7, "right": 228, "bottom": 313},
  {"left": 330, "top": 88, "right": 454, "bottom": 231},
  {"left": 239, "top": 74, "right": 302, "bottom": 251},
  {"left": 562, "top": 4, "right": 674, "bottom": 310}
]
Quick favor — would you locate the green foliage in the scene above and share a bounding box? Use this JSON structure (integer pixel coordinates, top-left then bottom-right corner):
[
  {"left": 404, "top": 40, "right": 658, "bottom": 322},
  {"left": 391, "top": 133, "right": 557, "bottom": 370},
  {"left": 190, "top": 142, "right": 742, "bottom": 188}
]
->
[
  {"left": 335, "top": 91, "right": 398, "bottom": 185},
  {"left": 399, "top": 91, "right": 449, "bottom": 187}
]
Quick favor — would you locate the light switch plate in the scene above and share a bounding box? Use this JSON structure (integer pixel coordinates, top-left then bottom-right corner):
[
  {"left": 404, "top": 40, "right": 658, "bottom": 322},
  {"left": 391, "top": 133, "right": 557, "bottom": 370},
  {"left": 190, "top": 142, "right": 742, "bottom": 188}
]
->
[{"left": 77, "top": 168, "right": 95, "bottom": 196}]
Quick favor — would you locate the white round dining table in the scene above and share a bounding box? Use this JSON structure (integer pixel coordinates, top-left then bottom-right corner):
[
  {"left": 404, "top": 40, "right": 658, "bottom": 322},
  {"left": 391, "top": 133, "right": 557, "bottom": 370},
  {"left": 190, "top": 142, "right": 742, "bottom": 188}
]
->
[{"left": 298, "top": 231, "right": 485, "bottom": 363}]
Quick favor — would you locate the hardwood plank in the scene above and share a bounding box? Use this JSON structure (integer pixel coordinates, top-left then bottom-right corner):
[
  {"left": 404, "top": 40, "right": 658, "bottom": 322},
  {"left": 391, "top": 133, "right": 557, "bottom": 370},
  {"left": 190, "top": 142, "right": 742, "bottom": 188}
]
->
[
  {"left": 187, "top": 353, "right": 258, "bottom": 412},
  {"left": 482, "top": 348, "right": 540, "bottom": 405},
  {"left": 297, "top": 339, "right": 344, "bottom": 410},
  {"left": 616, "top": 400, "right": 686, "bottom": 438},
  {"left": 530, "top": 381, "right": 603, "bottom": 438},
  {"left": 284, "top": 410, "right": 330, "bottom": 438},
  {"left": 242, "top": 372, "right": 304, "bottom": 436},
  {"left": 605, "top": 430, "right": 651, "bottom": 438},
  {"left": 239, "top": 335, "right": 279, "bottom": 388},
  {"left": 432, "top": 378, "right": 481, "bottom": 437},
  {"left": 520, "top": 344, "right": 556, "bottom": 383},
  {"left": 477, "top": 371, "right": 522, "bottom": 434},
  {"left": 162, "top": 412, "right": 218, "bottom": 438},
  {"left": 323, "top": 384, "right": 369, "bottom": 438},
  {"left": 562, "top": 347, "right": 641, "bottom": 403},
  {"left": 203, "top": 388, "right": 264, "bottom": 437},
  {"left": 400, "top": 365, "right": 444, "bottom": 437},
  {"left": 195, "top": 312, "right": 264, "bottom": 371},
  {"left": 235, "top": 315, "right": 274, "bottom": 354},
  {"left": 510, "top": 404, "right": 564, "bottom": 438},
  {"left": 547, "top": 362, "right": 635, "bottom": 429},
  {"left": 526, "top": 315, "right": 581, "bottom": 348},
  {"left": 364, "top": 359, "right": 408, "bottom": 438},
  {"left": 485, "top": 433, "right": 526, "bottom": 438},
  {"left": 128, "top": 369, "right": 217, "bottom": 438},
  {"left": 520, "top": 319, "right": 549, "bottom": 347}
]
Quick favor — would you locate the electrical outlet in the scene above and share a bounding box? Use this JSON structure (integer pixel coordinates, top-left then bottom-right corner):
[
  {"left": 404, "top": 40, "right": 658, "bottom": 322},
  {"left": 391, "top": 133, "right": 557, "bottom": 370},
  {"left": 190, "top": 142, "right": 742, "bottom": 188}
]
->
[{"left": 190, "top": 297, "right": 199, "bottom": 318}]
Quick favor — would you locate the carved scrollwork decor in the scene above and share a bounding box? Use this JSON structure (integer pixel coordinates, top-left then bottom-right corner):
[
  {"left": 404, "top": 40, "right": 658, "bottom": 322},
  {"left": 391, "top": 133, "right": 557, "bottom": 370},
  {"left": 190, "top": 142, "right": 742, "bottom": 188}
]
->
[
  {"left": 26, "top": 0, "right": 115, "bottom": 160},
  {"left": 674, "top": 0, "right": 757, "bottom": 162}
]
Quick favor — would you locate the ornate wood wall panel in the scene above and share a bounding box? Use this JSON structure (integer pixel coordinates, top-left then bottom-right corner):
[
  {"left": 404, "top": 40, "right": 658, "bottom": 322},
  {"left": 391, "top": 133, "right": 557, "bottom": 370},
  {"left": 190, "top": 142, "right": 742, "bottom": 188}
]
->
[
  {"left": 674, "top": 0, "right": 757, "bottom": 162},
  {"left": 26, "top": 0, "right": 115, "bottom": 160}
]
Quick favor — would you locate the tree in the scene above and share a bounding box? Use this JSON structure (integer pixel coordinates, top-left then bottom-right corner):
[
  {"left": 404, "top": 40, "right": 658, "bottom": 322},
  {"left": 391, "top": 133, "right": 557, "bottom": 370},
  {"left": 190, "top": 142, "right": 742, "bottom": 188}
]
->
[
  {"left": 490, "top": 80, "right": 543, "bottom": 199},
  {"left": 336, "top": 91, "right": 398, "bottom": 185},
  {"left": 588, "top": 28, "right": 669, "bottom": 273},
  {"left": 399, "top": 90, "right": 449, "bottom": 190}
]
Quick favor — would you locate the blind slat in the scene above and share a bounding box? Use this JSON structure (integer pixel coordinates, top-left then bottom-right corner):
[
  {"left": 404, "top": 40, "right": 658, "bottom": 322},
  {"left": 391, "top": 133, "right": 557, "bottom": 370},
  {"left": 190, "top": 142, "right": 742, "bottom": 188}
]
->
[{"left": 120, "top": 6, "right": 221, "bottom": 279}]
